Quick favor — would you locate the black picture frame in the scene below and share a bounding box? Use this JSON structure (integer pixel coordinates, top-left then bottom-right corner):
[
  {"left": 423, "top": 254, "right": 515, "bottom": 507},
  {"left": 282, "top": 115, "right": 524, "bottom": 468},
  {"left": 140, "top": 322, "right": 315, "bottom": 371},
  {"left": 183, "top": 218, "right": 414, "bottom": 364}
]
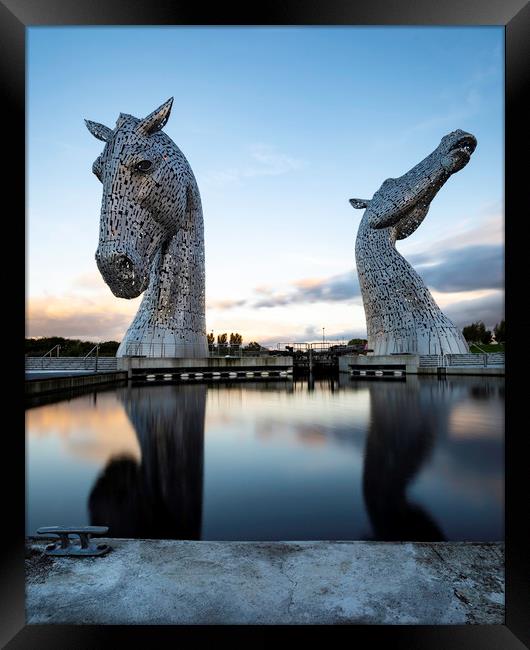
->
[{"left": 5, "top": 0, "right": 528, "bottom": 647}]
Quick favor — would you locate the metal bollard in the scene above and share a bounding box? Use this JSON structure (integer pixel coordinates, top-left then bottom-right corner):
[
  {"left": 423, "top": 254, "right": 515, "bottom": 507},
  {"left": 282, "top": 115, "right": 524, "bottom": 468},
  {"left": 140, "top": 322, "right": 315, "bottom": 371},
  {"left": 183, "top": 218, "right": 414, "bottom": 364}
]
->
[{"left": 37, "top": 526, "right": 111, "bottom": 557}]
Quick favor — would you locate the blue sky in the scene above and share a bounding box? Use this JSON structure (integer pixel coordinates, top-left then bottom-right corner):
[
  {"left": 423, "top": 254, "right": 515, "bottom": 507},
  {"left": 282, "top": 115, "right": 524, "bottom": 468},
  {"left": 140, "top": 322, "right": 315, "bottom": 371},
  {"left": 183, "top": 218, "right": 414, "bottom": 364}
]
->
[{"left": 27, "top": 26, "right": 504, "bottom": 344}]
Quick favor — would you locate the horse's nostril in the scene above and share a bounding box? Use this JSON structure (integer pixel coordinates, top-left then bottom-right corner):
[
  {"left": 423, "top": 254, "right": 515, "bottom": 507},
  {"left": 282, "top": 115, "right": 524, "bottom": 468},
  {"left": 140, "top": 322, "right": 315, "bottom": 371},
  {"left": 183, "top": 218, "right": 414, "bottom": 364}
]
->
[
  {"left": 114, "top": 254, "right": 135, "bottom": 277},
  {"left": 117, "top": 255, "right": 128, "bottom": 268}
]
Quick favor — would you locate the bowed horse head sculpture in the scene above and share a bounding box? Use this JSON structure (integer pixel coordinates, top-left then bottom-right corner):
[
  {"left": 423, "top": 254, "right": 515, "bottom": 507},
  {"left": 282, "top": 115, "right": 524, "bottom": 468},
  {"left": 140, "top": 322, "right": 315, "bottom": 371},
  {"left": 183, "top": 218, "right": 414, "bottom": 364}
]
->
[
  {"left": 85, "top": 98, "right": 207, "bottom": 358},
  {"left": 351, "top": 129, "right": 477, "bottom": 356}
]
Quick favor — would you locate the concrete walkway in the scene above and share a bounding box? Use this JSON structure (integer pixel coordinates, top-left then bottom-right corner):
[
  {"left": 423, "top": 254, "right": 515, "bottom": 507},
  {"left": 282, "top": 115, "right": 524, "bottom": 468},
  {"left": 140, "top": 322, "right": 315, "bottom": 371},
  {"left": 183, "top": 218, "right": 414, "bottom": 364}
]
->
[
  {"left": 26, "top": 540, "right": 504, "bottom": 625},
  {"left": 25, "top": 371, "right": 100, "bottom": 380},
  {"left": 25, "top": 371, "right": 128, "bottom": 396}
]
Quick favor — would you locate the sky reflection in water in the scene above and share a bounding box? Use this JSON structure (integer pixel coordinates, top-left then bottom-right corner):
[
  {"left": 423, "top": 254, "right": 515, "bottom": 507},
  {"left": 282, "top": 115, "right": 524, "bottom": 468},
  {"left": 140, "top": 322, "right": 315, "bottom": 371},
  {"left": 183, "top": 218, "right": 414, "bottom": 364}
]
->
[{"left": 26, "top": 375, "right": 504, "bottom": 541}]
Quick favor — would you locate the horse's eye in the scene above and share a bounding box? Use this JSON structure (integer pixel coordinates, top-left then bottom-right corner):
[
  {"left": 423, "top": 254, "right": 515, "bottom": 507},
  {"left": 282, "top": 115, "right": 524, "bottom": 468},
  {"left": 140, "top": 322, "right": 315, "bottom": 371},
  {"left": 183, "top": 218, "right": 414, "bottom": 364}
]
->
[{"left": 135, "top": 159, "right": 153, "bottom": 172}]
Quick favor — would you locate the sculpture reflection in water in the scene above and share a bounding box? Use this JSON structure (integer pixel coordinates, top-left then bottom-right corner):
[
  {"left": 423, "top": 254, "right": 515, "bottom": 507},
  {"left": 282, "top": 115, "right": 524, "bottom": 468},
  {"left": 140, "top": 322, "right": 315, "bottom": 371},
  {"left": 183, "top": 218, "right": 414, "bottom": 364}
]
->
[
  {"left": 359, "top": 375, "right": 452, "bottom": 541},
  {"left": 88, "top": 384, "right": 206, "bottom": 539}
]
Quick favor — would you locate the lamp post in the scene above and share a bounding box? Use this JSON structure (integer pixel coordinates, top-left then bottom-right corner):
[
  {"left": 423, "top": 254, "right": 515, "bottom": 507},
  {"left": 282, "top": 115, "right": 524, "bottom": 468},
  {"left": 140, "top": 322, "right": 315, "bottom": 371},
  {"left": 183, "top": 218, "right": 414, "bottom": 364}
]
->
[{"left": 322, "top": 327, "right": 325, "bottom": 348}]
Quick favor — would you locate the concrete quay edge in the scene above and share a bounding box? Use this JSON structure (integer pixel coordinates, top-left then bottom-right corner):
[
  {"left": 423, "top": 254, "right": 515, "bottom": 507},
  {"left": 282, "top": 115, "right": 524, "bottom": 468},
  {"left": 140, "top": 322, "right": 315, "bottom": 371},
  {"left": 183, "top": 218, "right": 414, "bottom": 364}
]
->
[{"left": 26, "top": 539, "right": 504, "bottom": 625}]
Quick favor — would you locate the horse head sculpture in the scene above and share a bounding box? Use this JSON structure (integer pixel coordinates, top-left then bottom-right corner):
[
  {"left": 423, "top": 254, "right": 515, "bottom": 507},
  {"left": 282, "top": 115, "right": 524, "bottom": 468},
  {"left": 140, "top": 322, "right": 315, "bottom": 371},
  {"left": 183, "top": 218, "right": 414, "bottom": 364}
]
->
[
  {"left": 350, "top": 129, "right": 477, "bottom": 356},
  {"left": 85, "top": 98, "right": 207, "bottom": 358}
]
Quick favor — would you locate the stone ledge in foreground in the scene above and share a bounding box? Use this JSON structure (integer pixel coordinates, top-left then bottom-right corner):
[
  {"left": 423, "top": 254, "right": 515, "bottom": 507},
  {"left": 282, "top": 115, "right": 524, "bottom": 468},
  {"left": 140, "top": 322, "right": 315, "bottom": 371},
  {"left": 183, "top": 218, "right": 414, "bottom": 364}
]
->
[{"left": 25, "top": 539, "right": 504, "bottom": 625}]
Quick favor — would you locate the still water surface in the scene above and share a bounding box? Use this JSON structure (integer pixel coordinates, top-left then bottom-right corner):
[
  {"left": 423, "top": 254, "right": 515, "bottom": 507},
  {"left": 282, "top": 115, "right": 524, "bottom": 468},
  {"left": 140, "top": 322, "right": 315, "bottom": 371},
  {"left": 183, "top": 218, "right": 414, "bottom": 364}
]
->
[{"left": 26, "top": 375, "right": 504, "bottom": 541}]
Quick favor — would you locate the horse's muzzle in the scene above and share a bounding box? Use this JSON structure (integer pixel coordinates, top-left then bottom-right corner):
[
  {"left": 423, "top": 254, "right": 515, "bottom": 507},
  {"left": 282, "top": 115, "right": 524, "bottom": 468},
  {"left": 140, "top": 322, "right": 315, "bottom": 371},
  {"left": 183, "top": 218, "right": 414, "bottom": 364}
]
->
[{"left": 95, "top": 249, "right": 146, "bottom": 298}]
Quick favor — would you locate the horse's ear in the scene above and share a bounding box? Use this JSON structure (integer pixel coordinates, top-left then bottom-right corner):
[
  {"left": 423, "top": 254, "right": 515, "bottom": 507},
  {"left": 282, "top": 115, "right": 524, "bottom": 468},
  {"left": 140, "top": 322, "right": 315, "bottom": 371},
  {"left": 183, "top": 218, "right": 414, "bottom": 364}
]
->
[
  {"left": 85, "top": 119, "right": 112, "bottom": 142},
  {"left": 137, "top": 98, "right": 174, "bottom": 135},
  {"left": 350, "top": 198, "right": 370, "bottom": 209}
]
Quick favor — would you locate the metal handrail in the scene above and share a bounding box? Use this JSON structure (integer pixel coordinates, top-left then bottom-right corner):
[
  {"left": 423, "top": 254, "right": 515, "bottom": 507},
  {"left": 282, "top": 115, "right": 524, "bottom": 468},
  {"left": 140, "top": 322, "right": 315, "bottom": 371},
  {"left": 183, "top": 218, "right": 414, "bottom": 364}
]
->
[
  {"left": 277, "top": 342, "right": 309, "bottom": 351},
  {"left": 122, "top": 341, "right": 280, "bottom": 358},
  {"left": 470, "top": 343, "right": 491, "bottom": 367},
  {"left": 209, "top": 343, "right": 244, "bottom": 358},
  {"left": 40, "top": 344, "right": 61, "bottom": 368},
  {"left": 84, "top": 344, "right": 99, "bottom": 371},
  {"left": 308, "top": 341, "right": 348, "bottom": 351},
  {"left": 277, "top": 341, "right": 349, "bottom": 352}
]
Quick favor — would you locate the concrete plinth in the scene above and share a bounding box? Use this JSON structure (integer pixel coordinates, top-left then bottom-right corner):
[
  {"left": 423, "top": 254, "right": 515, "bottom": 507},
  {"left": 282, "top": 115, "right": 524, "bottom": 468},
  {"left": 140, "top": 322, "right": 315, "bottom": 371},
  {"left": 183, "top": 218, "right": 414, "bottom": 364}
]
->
[
  {"left": 339, "top": 355, "right": 504, "bottom": 377},
  {"left": 118, "top": 356, "right": 293, "bottom": 379},
  {"left": 339, "top": 354, "right": 420, "bottom": 374},
  {"left": 26, "top": 539, "right": 503, "bottom": 625},
  {"left": 25, "top": 371, "right": 128, "bottom": 396},
  {"left": 417, "top": 366, "right": 505, "bottom": 377}
]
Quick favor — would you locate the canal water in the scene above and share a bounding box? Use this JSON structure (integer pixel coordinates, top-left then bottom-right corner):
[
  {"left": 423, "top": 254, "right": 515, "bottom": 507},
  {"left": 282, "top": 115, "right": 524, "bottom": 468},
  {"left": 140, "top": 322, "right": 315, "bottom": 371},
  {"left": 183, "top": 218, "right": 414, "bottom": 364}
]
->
[{"left": 26, "top": 375, "right": 504, "bottom": 541}]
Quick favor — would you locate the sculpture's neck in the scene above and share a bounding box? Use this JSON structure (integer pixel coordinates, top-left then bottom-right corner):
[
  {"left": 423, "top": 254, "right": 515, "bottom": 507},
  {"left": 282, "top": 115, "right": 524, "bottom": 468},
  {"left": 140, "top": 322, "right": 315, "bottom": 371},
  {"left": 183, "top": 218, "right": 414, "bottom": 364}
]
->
[
  {"left": 355, "top": 214, "right": 437, "bottom": 310},
  {"left": 144, "top": 190, "right": 205, "bottom": 329},
  {"left": 356, "top": 217, "right": 398, "bottom": 260},
  {"left": 121, "top": 183, "right": 206, "bottom": 355}
]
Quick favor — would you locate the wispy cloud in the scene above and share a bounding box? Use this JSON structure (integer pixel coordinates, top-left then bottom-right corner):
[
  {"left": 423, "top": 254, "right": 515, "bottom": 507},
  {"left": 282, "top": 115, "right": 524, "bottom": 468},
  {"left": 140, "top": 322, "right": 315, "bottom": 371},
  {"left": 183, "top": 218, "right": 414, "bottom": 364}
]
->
[
  {"left": 249, "top": 144, "right": 304, "bottom": 175},
  {"left": 373, "top": 59, "right": 500, "bottom": 153},
  {"left": 71, "top": 271, "right": 109, "bottom": 292},
  {"left": 204, "top": 144, "right": 305, "bottom": 187},
  {"left": 444, "top": 291, "right": 504, "bottom": 329},
  {"left": 372, "top": 100, "right": 478, "bottom": 154},
  {"left": 206, "top": 273, "right": 361, "bottom": 311},
  {"left": 26, "top": 295, "right": 135, "bottom": 341},
  {"left": 252, "top": 235, "right": 502, "bottom": 309},
  {"left": 28, "top": 220, "right": 504, "bottom": 341},
  {"left": 27, "top": 272, "right": 139, "bottom": 340},
  {"left": 400, "top": 205, "right": 503, "bottom": 257},
  {"left": 209, "top": 228, "right": 503, "bottom": 314},
  {"left": 253, "top": 272, "right": 360, "bottom": 308},
  {"left": 410, "top": 244, "right": 503, "bottom": 292},
  {"left": 207, "top": 298, "right": 247, "bottom": 310}
]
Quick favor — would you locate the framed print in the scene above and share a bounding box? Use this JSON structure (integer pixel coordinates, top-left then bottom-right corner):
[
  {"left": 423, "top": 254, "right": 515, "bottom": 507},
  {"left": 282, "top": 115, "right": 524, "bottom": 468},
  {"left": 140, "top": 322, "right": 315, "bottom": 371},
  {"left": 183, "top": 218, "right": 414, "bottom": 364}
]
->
[{"left": 4, "top": 0, "right": 529, "bottom": 647}]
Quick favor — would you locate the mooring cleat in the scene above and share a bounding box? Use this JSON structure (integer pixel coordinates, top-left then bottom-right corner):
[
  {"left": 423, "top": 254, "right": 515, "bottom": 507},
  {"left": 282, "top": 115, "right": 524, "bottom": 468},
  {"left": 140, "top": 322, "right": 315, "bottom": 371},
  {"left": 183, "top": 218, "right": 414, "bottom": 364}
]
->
[{"left": 37, "top": 526, "right": 111, "bottom": 557}]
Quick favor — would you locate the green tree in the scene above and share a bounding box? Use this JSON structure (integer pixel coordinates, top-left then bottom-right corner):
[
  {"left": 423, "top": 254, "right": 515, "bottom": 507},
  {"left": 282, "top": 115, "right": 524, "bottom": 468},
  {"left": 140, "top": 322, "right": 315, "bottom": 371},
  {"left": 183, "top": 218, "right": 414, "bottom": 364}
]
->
[
  {"left": 462, "top": 321, "right": 492, "bottom": 345},
  {"left": 25, "top": 337, "right": 119, "bottom": 357},
  {"left": 493, "top": 320, "right": 505, "bottom": 343},
  {"left": 245, "top": 341, "right": 262, "bottom": 351},
  {"left": 348, "top": 338, "right": 367, "bottom": 346},
  {"left": 462, "top": 323, "right": 477, "bottom": 342}
]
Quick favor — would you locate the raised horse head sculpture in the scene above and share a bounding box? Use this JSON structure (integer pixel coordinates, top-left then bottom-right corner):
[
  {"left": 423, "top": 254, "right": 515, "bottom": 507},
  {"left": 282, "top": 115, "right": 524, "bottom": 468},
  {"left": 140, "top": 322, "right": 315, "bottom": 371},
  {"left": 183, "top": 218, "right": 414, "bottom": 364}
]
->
[
  {"left": 85, "top": 98, "right": 207, "bottom": 358},
  {"left": 350, "top": 129, "right": 477, "bottom": 356}
]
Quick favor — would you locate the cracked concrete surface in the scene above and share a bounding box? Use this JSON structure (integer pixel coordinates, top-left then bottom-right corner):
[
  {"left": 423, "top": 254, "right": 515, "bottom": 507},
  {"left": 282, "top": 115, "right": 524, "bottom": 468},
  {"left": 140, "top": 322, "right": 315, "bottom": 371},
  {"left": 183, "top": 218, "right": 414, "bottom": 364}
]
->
[{"left": 25, "top": 540, "right": 504, "bottom": 625}]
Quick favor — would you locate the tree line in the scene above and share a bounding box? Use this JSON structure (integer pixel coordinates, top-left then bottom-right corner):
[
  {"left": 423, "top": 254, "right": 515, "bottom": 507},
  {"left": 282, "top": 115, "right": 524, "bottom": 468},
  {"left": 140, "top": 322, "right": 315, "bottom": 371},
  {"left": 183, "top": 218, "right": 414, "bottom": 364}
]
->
[
  {"left": 26, "top": 322, "right": 504, "bottom": 358},
  {"left": 462, "top": 320, "right": 505, "bottom": 345},
  {"left": 207, "top": 332, "right": 243, "bottom": 345},
  {"left": 25, "top": 336, "right": 120, "bottom": 357},
  {"left": 206, "top": 332, "right": 266, "bottom": 351},
  {"left": 26, "top": 334, "right": 266, "bottom": 356}
]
